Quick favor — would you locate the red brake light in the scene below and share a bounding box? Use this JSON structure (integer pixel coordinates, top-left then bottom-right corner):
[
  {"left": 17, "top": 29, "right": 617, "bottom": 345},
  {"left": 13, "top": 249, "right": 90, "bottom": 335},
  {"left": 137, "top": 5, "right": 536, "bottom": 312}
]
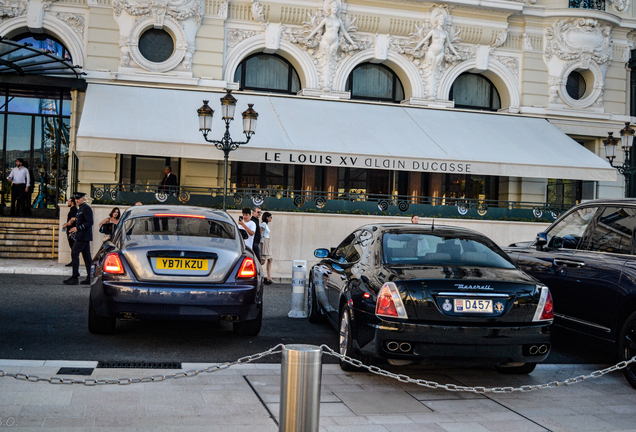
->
[
  {"left": 237, "top": 257, "right": 256, "bottom": 278},
  {"left": 376, "top": 289, "right": 398, "bottom": 317},
  {"left": 153, "top": 214, "right": 206, "bottom": 219},
  {"left": 540, "top": 289, "right": 554, "bottom": 320},
  {"left": 104, "top": 253, "right": 125, "bottom": 274}
]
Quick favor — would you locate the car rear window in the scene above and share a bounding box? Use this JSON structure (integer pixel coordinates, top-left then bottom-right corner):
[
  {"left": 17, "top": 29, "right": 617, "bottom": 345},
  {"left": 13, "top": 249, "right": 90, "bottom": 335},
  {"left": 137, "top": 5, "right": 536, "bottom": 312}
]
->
[
  {"left": 383, "top": 233, "right": 515, "bottom": 268},
  {"left": 122, "top": 216, "right": 236, "bottom": 240}
]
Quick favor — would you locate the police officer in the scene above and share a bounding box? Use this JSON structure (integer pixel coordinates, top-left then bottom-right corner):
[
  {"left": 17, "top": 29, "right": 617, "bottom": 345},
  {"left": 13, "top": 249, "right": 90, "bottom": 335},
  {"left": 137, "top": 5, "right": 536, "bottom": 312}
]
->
[{"left": 63, "top": 192, "right": 93, "bottom": 286}]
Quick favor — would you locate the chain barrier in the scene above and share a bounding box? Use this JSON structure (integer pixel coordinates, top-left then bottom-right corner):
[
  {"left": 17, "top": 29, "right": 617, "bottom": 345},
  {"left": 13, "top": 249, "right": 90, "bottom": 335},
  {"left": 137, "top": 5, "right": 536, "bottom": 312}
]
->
[
  {"left": 0, "top": 344, "right": 284, "bottom": 386},
  {"left": 321, "top": 345, "right": 636, "bottom": 393},
  {"left": 0, "top": 343, "right": 634, "bottom": 393}
]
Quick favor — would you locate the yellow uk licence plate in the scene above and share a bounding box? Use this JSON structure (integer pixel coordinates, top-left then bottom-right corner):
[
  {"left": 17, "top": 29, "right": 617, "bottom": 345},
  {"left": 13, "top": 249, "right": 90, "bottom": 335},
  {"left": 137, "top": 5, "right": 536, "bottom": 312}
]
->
[{"left": 156, "top": 258, "right": 208, "bottom": 271}]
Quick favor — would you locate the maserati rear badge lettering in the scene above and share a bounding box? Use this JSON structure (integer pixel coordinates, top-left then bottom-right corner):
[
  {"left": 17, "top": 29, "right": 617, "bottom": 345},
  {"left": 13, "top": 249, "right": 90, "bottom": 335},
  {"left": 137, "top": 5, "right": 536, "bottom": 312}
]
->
[
  {"left": 442, "top": 299, "right": 452, "bottom": 312},
  {"left": 454, "top": 284, "right": 493, "bottom": 290}
]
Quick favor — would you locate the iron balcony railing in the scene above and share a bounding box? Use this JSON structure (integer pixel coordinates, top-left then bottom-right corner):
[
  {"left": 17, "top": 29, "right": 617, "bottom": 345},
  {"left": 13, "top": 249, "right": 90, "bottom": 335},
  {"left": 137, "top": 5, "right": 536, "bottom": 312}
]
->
[
  {"left": 90, "top": 184, "right": 572, "bottom": 222},
  {"left": 569, "top": 0, "right": 605, "bottom": 10}
]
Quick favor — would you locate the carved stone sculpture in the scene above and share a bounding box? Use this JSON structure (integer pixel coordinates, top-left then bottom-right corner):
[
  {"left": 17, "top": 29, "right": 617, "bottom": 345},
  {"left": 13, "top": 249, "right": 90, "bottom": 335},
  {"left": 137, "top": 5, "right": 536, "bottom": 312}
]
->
[
  {"left": 250, "top": 0, "right": 264, "bottom": 23},
  {"left": 302, "top": 0, "right": 359, "bottom": 90},
  {"left": 544, "top": 18, "right": 612, "bottom": 110},
  {"left": 112, "top": 0, "right": 203, "bottom": 74},
  {"left": 0, "top": 0, "right": 27, "bottom": 22},
  {"left": 414, "top": 7, "right": 460, "bottom": 100}
]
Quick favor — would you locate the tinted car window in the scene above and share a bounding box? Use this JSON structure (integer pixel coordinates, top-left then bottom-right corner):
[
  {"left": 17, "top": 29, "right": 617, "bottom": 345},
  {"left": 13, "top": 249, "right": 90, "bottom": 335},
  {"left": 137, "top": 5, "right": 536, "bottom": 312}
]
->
[
  {"left": 122, "top": 216, "right": 235, "bottom": 240},
  {"left": 383, "top": 233, "right": 515, "bottom": 268},
  {"left": 334, "top": 232, "right": 357, "bottom": 261},
  {"left": 345, "top": 229, "right": 373, "bottom": 263},
  {"left": 586, "top": 206, "right": 636, "bottom": 254},
  {"left": 547, "top": 206, "right": 598, "bottom": 249}
]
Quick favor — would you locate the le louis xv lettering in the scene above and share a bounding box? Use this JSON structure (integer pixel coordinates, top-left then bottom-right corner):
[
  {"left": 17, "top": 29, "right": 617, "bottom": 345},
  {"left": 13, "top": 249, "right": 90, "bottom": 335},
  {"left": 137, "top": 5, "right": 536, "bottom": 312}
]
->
[{"left": 264, "top": 152, "right": 471, "bottom": 173}]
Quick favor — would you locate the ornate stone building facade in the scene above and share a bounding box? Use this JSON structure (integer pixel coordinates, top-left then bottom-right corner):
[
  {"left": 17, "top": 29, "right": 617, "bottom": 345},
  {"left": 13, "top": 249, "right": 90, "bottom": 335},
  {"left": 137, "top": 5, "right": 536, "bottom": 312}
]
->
[{"left": 0, "top": 0, "right": 634, "bottom": 214}]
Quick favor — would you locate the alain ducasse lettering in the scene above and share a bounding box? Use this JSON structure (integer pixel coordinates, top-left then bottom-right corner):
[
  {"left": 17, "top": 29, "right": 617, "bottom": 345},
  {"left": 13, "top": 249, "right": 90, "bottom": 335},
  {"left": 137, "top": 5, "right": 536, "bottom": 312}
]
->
[{"left": 263, "top": 152, "right": 471, "bottom": 173}]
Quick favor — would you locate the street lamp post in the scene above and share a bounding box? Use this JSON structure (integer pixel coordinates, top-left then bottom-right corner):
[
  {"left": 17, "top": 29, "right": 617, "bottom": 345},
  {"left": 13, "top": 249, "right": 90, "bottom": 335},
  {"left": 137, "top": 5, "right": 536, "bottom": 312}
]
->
[
  {"left": 197, "top": 90, "right": 258, "bottom": 211},
  {"left": 604, "top": 122, "right": 636, "bottom": 197}
]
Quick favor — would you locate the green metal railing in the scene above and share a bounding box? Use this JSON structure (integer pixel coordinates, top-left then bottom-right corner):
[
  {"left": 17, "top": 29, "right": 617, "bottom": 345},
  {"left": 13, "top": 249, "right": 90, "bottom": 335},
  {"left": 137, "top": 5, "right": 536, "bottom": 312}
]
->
[{"left": 90, "top": 184, "right": 570, "bottom": 222}]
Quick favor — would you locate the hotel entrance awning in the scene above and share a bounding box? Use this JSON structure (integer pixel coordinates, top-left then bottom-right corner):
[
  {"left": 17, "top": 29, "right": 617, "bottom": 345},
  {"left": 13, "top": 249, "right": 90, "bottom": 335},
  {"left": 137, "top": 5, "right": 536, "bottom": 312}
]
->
[{"left": 76, "top": 83, "right": 616, "bottom": 181}]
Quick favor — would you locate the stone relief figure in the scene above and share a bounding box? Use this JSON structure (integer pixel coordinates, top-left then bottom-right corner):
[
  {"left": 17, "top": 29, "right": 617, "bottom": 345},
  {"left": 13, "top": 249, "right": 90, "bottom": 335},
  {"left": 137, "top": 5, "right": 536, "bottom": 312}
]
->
[
  {"left": 414, "top": 10, "right": 459, "bottom": 68},
  {"left": 304, "top": 0, "right": 357, "bottom": 90},
  {"left": 414, "top": 8, "right": 460, "bottom": 100}
]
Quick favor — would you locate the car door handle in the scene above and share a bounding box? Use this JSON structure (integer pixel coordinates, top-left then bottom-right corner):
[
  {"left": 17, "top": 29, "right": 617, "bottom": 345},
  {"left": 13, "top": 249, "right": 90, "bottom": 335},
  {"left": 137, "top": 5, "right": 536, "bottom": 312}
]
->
[{"left": 553, "top": 259, "right": 585, "bottom": 267}]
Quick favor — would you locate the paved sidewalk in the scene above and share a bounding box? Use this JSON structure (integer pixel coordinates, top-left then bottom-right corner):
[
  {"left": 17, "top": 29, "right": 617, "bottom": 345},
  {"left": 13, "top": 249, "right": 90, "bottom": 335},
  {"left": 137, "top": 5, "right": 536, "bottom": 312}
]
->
[
  {"left": 0, "top": 259, "right": 87, "bottom": 277},
  {"left": 0, "top": 360, "right": 635, "bottom": 432}
]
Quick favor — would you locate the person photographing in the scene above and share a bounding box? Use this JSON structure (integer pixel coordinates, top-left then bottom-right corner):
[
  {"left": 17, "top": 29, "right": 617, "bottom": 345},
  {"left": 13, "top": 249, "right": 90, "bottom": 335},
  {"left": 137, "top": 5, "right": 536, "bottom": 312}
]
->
[{"left": 238, "top": 207, "right": 256, "bottom": 250}]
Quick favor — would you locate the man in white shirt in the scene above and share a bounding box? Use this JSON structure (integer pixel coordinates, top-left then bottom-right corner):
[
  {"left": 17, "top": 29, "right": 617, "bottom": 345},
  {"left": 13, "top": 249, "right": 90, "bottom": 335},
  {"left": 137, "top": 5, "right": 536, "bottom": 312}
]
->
[
  {"left": 7, "top": 158, "right": 30, "bottom": 217},
  {"left": 238, "top": 207, "right": 256, "bottom": 249}
]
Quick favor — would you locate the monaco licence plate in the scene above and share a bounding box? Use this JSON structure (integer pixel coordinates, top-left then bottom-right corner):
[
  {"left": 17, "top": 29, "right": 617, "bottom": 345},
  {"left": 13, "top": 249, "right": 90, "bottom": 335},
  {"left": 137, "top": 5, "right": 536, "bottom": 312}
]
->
[
  {"left": 156, "top": 258, "right": 208, "bottom": 271},
  {"left": 454, "top": 299, "right": 492, "bottom": 313}
]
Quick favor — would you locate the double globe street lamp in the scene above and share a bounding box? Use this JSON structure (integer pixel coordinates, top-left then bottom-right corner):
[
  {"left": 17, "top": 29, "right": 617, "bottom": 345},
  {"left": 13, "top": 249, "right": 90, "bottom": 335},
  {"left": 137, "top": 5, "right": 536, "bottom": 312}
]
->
[
  {"left": 604, "top": 122, "right": 636, "bottom": 197},
  {"left": 197, "top": 90, "right": 258, "bottom": 211}
]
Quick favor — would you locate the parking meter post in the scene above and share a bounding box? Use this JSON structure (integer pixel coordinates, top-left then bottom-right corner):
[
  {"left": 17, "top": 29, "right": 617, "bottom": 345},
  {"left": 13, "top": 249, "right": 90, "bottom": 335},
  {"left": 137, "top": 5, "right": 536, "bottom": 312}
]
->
[
  {"left": 288, "top": 260, "right": 307, "bottom": 318},
  {"left": 279, "top": 344, "right": 322, "bottom": 432}
]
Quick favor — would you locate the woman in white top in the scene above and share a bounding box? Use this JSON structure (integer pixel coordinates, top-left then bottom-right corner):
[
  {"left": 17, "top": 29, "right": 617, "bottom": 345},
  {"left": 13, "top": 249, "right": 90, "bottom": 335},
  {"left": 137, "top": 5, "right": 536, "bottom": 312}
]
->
[{"left": 260, "top": 212, "right": 273, "bottom": 284}]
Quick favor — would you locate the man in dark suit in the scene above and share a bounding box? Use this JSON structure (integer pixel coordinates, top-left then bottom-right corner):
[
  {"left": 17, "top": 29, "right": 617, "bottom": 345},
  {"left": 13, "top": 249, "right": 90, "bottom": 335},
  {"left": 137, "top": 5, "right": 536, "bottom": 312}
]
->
[
  {"left": 159, "top": 166, "right": 178, "bottom": 195},
  {"left": 63, "top": 192, "right": 93, "bottom": 286}
]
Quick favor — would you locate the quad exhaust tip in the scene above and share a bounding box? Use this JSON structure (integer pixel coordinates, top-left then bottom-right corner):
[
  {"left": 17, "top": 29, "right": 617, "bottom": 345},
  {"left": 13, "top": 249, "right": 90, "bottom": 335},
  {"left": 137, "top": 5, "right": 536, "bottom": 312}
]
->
[{"left": 386, "top": 341, "right": 412, "bottom": 353}]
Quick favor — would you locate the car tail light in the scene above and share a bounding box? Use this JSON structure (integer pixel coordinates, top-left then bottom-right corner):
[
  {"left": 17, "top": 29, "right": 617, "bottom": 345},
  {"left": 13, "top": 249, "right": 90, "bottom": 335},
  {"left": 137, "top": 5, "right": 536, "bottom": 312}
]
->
[
  {"left": 104, "top": 253, "right": 125, "bottom": 274},
  {"left": 375, "top": 282, "right": 408, "bottom": 319},
  {"left": 533, "top": 286, "right": 554, "bottom": 322},
  {"left": 237, "top": 257, "right": 256, "bottom": 278}
]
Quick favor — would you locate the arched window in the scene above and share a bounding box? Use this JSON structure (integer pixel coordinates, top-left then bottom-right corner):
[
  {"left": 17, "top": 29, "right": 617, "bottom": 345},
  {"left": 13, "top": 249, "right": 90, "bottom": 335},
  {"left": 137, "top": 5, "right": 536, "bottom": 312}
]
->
[
  {"left": 234, "top": 53, "right": 300, "bottom": 94},
  {"left": 12, "top": 33, "right": 72, "bottom": 62},
  {"left": 345, "top": 63, "right": 404, "bottom": 103},
  {"left": 450, "top": 73, "right": 501, "bottom": 111}
]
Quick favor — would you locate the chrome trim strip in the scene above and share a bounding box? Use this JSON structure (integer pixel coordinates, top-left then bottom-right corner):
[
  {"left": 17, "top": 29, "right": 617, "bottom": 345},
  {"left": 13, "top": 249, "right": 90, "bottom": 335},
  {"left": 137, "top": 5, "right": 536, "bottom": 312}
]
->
[
  {"left": 554, "top": 313, "right": 611, "bottom": 333},
  {"left": 437, "top": 292, "right": 510, "bottom": 298}
]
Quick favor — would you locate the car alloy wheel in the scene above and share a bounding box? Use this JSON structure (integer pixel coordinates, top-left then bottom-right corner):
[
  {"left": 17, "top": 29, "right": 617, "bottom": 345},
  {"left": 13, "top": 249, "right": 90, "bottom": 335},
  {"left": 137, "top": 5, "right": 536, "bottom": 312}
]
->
[
  {"left": 619, "top": 311, "right": 636, "bottom": 389},
  {"left": 339, "top": 305, "right": 363, "bottom": 372}
]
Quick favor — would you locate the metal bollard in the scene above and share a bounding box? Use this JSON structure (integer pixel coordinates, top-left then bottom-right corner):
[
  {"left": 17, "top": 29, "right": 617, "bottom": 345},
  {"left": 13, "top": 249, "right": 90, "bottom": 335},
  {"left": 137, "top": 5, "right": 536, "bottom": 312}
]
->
[
  {"left": 288, "top": 260, "right": 307, "bottom": 318},
  {"left": 279, "top": 344, "right": 322, "bottom": 432}
]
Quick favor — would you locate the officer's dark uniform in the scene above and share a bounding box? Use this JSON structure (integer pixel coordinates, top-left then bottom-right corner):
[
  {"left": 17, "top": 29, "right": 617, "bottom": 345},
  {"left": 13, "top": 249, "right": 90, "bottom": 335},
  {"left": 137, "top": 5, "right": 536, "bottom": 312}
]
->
[{"left": 64, "top": 193, "right": 93, "bottom": 285}]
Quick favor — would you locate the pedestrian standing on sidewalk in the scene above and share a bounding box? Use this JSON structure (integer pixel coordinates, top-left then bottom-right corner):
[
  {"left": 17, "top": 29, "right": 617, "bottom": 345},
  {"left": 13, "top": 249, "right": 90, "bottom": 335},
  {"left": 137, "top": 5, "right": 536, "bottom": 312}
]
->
[
  {"left": 64, "top": 192, "right": 93, "bottom": 286},
  {"left": 411, "top": 215, "right": 419, "bottom": 224},
  {"left": 238, "top": 207, "right": 255, "bottom": 250},
  {"left": 6, "top": 158, "right": 30, "bottom": 217},
  {"left": 260, "top": 211, "right": 273, "bottom": 284},
  {"left": 62, "top": 197, "right": 77, "bottom": 267},
  {"left": 251, "top": 206, "right": 262, "bottom": 262}
]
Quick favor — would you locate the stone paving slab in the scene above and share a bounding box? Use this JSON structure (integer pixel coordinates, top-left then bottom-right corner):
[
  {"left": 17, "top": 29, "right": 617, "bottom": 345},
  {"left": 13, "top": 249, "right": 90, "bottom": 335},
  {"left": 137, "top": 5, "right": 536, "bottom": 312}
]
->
[{"left": 0, "top": 362, "right": 635, "bottom": 431}]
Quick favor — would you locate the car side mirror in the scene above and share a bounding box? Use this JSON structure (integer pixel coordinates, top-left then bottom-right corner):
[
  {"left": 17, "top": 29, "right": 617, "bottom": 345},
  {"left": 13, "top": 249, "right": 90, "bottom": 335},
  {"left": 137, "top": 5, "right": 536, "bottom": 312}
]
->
[
  {"left": 314, "top": 248, "right": 329, "bottom": 258},
  {"left": 99, "top": 223, "right": 114, "bottom": 235},
  {"left": 536, "top": 232, "right": 547, "bottom": 251},
  {"left": 239, "top": 229, "right": 248, "bottom": 240}
]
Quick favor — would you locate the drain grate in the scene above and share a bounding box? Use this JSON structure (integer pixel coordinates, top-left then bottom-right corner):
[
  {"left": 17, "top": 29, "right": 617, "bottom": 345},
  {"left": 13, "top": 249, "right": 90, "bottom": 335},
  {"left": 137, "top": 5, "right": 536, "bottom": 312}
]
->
[
  {"left": 57, "top": 367, "right": 94, "bottom": 376},
  {"left": 97, "top": 361, "right": 181, "bottom": 369}
]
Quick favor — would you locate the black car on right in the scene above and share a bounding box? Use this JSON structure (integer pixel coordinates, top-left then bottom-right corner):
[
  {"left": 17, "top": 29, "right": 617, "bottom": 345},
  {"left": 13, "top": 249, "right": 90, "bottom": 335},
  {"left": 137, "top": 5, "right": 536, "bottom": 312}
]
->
[{"left": 505, "top": 199, "right": 636, "bottom": 388}]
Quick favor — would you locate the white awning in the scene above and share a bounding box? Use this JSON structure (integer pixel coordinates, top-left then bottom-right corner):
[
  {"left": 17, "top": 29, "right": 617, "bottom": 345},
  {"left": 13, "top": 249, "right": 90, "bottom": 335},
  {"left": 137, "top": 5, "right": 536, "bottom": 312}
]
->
[{"left": 77, "top": 83, "right": 616, "bottom": 181}]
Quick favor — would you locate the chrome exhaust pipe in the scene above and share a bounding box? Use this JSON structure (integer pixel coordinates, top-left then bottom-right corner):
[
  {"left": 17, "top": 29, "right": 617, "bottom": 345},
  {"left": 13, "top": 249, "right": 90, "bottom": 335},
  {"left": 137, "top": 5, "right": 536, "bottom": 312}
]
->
[
  {"left": 399, "top": 342, "right": 412, "bottom": 352},
  {"left": 538, "top": 344, "right": 548, "bottom": 354},
  {"left": 386, "top": 341, "right": 399, "bottom": 352},
  {"left": 529, "top": 345, "right": 539, "bottom": 355}
]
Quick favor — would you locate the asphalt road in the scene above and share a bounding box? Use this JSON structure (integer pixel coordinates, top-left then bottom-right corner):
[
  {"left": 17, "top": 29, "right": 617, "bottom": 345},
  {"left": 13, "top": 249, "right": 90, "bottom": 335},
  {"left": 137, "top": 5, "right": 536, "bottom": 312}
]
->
[{"left": 0, "top": 274, "right": 616, "bottom": 367}]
